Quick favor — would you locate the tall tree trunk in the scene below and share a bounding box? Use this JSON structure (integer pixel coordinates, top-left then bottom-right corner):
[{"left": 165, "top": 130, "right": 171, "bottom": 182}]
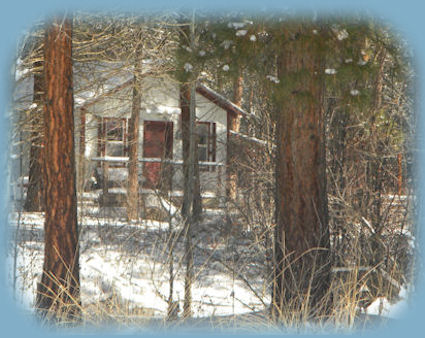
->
[
  {"left": 127, "top": 52, "right": 142, "bottom": 221},
  {"left": 36, "top": 16, "right": 81, "bottom": 322},
  {"left": 180, "top": 83, "right": 191, "bottom": 218},
  {"left": 179, "top": 14, "right": 202, "bottom": 320},
  {"left": 226, "top": 70, "right": 243, "bottom": 201},
  {"left": 24, "top": 61, "right": 44, "bottom": 212},
  {"left": 369, "top": 47, "right": 387, "bottom": 234},
  {"left": 181, "top": 80, "right": 199, "bottom": 319},
  {"left": 180, "top": 62, "right": 202, "bottom": 217},
  {"left": 272, "top": 25, "right": 331, "bottom": 319}
]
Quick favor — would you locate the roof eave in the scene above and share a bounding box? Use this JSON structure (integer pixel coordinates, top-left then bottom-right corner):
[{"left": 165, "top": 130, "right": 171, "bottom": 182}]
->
[{"left": 196, "top": 84, "right": 248, "bottom": 117}]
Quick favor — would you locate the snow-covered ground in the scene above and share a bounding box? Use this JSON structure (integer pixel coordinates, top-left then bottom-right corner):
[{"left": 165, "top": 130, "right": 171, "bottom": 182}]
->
[
  {"left": 6, "top": 206, "right": 411, "bottom": 330},
  {"left": 7, "top": 209, "right": 269, "bottom": 323}
]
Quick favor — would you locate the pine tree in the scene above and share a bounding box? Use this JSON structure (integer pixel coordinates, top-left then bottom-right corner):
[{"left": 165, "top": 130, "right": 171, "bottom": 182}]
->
[
  {"left": 36, "top": 16, "right": 81, "bottom": 322},
  {"left": 271, "top": 23, "right": 331, "bottom": 319}
]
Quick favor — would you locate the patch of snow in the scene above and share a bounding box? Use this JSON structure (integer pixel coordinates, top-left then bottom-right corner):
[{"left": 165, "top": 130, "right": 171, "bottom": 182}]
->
[
  {"left": 325, "top": 68, "right": 337, "bottom": 75},
  {"left": 337, "top": 29, "right": 349, "bottom": 41},
  {"left": 366, "top": 293, "right": 408, "bottom": 318},
  {"left": 92, "top": 156, "right": 129, "bottom": 163},
  {"left": 228, "top": 22, "right": 246, "bottom": 29},
  {"left": 15, "top": 66, "right": 29, "bottom": 81},
  {"left": 249, "top": 34, "right": 257, "bottom": 42},
  {"left": 184, "top": 63, "right": 193, "bottom": 72},
  {"left": 156, "top": 105, "right": 181, "bottom": 115},
  {"left": 266, "top": 75, "right": 280, "bottom": 84},
  {"left": 235, "top": 30, "right": 247, "bottom": 37},
  {"left": 84, "top": 143, "right": 94, "bottom": 158}
]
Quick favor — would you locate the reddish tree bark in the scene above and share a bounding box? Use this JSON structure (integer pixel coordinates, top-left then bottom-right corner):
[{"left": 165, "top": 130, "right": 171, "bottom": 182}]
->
[
  {"left": 272, "top": 25, "right": 331, "bottom": 318},
  {"left": 36, "top": 16, "right": 81, "bottom": 322}
]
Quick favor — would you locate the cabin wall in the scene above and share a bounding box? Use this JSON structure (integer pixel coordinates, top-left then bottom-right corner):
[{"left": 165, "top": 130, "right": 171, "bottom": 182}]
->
[
  {"left": 139, "top": 77, "right": 227, "bottom": 197},
  {"left": 81, "top": 76, "right": 228, "bottom": 196},
  {"left": 194, "top": 91, "right": 227, "bottom": 197}
]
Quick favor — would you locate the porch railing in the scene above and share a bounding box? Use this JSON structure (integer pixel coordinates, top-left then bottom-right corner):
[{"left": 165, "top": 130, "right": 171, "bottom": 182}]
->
[{"left": 90, "top": 156, "right": 225, "bottom": 198}]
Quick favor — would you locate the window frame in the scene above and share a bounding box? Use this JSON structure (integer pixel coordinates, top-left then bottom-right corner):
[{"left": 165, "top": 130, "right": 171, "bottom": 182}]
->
[
  {"left": 196, "top": 121, "right": 216, "bottom": 172},
  {"left": 98, "top": 117, "right": 128, "bottom": 167}
]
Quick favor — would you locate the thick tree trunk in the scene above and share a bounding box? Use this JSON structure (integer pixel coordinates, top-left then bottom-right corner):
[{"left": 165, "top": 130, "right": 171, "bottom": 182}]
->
[
  {"left": 24, "top": 61, "right": 44, "bottom": 212},
  {"left": 272, "top": 25, "right": 331, "bottom": 319},
  {"left": 36, "top": 17, "right": 81, "bottom": 322},
  {"left": 127, "top": 57, "right": 141, "bottom": 221}
]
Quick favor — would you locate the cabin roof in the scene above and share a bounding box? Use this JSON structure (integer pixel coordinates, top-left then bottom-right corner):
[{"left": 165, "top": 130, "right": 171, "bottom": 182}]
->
[
  {"left": 78, "top": 76, "right": 249, "bottom": 117},
  {"left": 195, "top": 84, "right": 248, "bottom": 117}
]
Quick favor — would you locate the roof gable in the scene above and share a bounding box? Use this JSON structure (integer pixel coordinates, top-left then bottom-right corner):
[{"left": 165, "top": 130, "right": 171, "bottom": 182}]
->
[
  {"left": 195, "top": 84, "right": 248, "bottom": 117},
  {"left": 77, "top": 75, "right": 249, "bottom": 118}
]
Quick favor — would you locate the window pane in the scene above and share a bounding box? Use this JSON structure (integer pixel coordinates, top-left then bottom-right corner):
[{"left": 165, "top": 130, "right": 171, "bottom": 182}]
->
[
  {"left": 106, "top": 142, "right": 125, "bottom": 157},
  {"left": 198, "top": 146, "right": 207, "bottom": 161},
  {"left": 196, "top": 123, "right": 209, "bottom": 145},
  {"left": 106, "top": 120, "right": 124, "bottom": 140}
]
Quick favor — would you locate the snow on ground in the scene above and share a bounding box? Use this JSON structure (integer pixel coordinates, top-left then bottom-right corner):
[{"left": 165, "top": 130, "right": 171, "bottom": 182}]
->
[
  {"left": 6, "top": 204, "right": 412, "bottom": 329},
  {"left": 365, "top": 287, "right": 409, "bottom": 318},
  {"left": 7, "top": 209, "right": 269, "bottom": 321}
]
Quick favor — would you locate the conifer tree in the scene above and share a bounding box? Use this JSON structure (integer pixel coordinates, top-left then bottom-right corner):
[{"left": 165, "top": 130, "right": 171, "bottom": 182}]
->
[
  {"left": 36, "top": 15, "right": 81, "bottom": 322},
  {"left": 271, "top": 22, "right": 331, "bottom": 319}
]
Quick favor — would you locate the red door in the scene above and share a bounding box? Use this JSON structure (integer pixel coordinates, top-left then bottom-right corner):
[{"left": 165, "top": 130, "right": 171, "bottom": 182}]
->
[{"left": 143, "top": 121, "right": 173, "bottom": 189}]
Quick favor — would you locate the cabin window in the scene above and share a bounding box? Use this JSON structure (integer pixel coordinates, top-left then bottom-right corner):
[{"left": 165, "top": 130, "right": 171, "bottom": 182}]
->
[
  {"left": 98, "top": 117, "right": 128, "bottom": 166},
  {"left": 196, "top": 121, "right": 216, "bottom": 171}
]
